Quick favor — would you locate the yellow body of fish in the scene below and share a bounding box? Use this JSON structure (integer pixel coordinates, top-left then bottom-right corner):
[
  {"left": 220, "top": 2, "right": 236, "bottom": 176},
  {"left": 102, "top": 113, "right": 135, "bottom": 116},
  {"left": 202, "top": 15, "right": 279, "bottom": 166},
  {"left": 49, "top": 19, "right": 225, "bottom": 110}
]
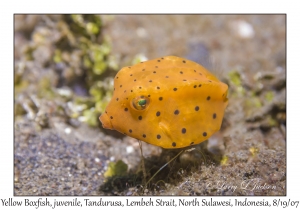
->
[{"left": 100, "top": 56, "right": 228, "bottom": 149}]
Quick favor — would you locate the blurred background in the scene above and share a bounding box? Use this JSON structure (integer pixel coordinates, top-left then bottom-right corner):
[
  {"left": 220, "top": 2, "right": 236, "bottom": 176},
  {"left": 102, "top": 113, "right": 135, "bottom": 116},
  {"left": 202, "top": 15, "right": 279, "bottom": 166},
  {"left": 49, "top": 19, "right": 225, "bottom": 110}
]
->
[{"left": 14, "top": 15, "right": 286, "bottom": 196}]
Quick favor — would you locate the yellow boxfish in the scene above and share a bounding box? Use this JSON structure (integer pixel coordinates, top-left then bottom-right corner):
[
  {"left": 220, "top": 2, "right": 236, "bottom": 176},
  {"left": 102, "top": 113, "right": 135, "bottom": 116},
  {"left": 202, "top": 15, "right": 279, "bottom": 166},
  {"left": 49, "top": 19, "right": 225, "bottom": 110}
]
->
[{"left": 100, "top": 56, "right": 228, "bottom": 149}]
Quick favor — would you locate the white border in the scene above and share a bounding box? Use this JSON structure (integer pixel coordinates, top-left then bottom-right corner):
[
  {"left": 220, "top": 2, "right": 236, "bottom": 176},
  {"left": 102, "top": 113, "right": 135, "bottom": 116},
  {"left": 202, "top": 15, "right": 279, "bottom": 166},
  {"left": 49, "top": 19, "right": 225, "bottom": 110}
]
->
[{"left": 2, "top": 0, "right": 298, "bottom": 209}]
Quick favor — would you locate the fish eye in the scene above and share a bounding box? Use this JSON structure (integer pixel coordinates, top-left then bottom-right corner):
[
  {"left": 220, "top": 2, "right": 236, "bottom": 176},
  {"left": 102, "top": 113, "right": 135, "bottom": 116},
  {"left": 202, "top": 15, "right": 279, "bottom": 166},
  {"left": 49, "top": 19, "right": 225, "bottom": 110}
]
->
[
  {"left": 132, "top": 95, "right": 150, "bottom": 110},
  {"left": 138, "top": 99, "right": 147, "bottom": 106}
]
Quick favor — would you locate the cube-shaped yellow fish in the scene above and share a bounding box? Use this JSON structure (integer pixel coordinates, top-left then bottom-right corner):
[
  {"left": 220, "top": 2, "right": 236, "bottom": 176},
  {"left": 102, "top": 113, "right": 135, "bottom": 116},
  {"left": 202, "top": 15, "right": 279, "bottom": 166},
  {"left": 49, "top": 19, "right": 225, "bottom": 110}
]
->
[{"left": 100, "top": 56, "right": 228, "bottom": 149}]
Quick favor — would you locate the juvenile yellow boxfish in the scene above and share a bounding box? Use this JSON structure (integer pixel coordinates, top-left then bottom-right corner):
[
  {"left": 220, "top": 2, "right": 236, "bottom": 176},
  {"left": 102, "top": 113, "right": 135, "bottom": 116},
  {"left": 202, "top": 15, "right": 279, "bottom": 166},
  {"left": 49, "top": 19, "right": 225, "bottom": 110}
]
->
[{"left": 100, "top": 56, "right": 228, "bottom": 149}]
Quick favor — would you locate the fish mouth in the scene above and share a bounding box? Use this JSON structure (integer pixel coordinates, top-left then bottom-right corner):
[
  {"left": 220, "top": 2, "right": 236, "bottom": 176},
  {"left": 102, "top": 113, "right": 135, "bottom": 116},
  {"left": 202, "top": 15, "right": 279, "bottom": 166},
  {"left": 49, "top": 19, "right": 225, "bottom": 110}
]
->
[{"left": 99, "top": 113, "right": 113, "bottom": 129}]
